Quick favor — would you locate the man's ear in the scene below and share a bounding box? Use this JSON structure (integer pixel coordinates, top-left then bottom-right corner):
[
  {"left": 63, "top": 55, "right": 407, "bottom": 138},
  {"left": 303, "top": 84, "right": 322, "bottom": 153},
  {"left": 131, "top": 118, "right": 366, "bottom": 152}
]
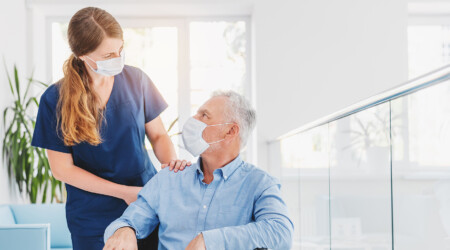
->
[{"left": 226, "top": 124, "right": 240, "bottom": 138}]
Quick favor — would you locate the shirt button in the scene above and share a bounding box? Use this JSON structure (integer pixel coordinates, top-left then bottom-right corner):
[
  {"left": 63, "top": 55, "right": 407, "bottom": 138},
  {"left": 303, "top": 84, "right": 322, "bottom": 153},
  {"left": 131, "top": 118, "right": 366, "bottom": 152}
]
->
[
  {"left": 224, "top": 175, "right": 228, "bottom": 179},
  {"left": 203, "top": 205, "right": 207, "bottom": 209}
]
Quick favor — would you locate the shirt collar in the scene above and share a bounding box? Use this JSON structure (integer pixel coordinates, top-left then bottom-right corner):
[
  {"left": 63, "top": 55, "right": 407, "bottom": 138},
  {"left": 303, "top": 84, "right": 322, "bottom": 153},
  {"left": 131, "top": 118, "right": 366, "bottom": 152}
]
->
[{"left": 195, "top": 154, "right": 243, "bottom": 181}]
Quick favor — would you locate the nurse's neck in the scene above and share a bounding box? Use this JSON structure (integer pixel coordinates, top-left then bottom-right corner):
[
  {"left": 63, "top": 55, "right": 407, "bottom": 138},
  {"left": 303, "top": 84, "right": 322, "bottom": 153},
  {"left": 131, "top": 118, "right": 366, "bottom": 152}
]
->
[
  {"left": 87, "top": 68, "right": 114, "bottom": 87},
  {"left": 85, "top": 70, "right": 115, "bottom": 110}
]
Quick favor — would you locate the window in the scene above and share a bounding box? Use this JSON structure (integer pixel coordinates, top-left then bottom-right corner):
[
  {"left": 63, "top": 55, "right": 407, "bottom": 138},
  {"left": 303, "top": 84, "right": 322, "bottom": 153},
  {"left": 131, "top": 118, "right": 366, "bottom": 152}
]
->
[
  {"left": 51, "top": 17, "right": 252, "bottom": 163},
  {"left": 406, "top": 16, "right": 450, "bottom": 169},
  {"left": 408, "top": 25, "right": 450, "bottom": 78},
  {"left": 189, "top": 21, "right": 247, "bottom": 113}
]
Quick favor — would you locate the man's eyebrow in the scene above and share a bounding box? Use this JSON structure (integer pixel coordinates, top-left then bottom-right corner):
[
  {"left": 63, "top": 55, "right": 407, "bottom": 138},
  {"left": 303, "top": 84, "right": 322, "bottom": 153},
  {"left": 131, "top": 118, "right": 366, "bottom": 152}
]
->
[{"left": 198, "top": 108, "right": 211, "bottom": 115}]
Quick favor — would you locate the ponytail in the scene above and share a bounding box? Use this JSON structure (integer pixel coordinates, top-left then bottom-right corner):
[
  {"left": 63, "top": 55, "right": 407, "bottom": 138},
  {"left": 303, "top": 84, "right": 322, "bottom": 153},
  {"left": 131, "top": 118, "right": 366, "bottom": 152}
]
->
[{"left": 56, "top": 54, "right": 104, "bottom": 146}]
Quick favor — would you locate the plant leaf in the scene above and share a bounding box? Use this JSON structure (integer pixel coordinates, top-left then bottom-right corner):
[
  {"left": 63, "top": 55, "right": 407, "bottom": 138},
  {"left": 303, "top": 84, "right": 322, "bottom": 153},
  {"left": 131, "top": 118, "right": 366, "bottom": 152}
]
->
[
  {"left": 14, "top": 65, "right": 21, "bottom": 104},
  {"left": 3, "top": 57, "right": 14, "bottom": 96},
  {"left": 25, "top": 97, "right": 39, "bottom": 109},
  {"left": 33, "top": 80, "right": 49, "bottom": 88},
  {"left": 23, "top": 67, "right": 35, "bottom": 101},
  {"left": 167, "top": 117, "right": 179, "bottom": 133}
]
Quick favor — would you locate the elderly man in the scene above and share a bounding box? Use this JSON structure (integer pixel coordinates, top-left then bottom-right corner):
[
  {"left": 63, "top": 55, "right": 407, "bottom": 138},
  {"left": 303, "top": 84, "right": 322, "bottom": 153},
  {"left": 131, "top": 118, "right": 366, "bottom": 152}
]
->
[{"left": 103, "top": 91, "right": 293, "bottom": 250}]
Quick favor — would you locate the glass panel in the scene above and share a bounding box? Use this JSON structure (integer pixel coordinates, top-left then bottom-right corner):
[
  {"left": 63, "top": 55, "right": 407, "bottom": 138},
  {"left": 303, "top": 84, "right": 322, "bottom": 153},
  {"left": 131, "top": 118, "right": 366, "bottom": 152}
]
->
[
  {"left": 329, "top": 103, "right": 392, "bottom": 250},
  {"left": 279, "top": 124, "right": 330, "bottom": 250},
  {"left": 278, "top": 134, "right": 300, "bottom": 249},
  {"left": 391, "top": 79, "right": 450, "bottom": 249},
  {"left": 189, "top": 21, "right": 247, "bottom": 114},
  {"left": 280, "top": 165, "right": 301, "bottom": 250}
]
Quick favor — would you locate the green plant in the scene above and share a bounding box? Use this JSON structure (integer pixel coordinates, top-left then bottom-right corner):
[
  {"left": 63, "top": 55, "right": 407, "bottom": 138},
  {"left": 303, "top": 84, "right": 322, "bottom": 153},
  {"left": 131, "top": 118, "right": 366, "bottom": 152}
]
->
[
  {"left": 2, "top": 63, "right": 64, "bottom": 203},
  {"left": 167, "top": 117, "right": 181, "bottom": 137},
  {"left": 146, "top": 117, "right": 182, "bottom": 152}
]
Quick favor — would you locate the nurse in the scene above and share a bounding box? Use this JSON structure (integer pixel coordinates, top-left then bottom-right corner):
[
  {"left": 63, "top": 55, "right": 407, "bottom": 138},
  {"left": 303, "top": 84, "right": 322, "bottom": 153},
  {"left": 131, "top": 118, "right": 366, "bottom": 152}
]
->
[{"left": 31, "top": 7, "right": 189, "bottom": 250}]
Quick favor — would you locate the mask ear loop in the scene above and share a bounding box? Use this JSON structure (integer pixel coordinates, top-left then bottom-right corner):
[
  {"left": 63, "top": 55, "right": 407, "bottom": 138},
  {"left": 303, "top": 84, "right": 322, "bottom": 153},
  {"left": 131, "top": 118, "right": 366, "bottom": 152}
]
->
[
  {"left": 84, "top": 55, "right": 98, "bottom": 63},
  {"left": 208, "top": 138, "right": 225, "bottom": 145},
  {"left": 206, "top": 122, "right": 235, "bottom": 127},
  {"left": 204, "top": 122, "right": 236, "bottom": 144},
  {"left": 83, "top": 55, "right": 99, "bottom": 72}
]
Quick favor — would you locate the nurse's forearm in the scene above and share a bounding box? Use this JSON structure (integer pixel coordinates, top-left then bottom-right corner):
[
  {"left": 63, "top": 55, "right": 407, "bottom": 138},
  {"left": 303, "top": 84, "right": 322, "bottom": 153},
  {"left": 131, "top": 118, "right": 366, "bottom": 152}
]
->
[
  {"left": 47, "top": 149, "right": 133, "bottom": 200},
  {"left": 151, "top": 134, "right": 177, "bottom": 164},
  {"left": 54, "top": 164, "right": 133, "bottom": 200}
]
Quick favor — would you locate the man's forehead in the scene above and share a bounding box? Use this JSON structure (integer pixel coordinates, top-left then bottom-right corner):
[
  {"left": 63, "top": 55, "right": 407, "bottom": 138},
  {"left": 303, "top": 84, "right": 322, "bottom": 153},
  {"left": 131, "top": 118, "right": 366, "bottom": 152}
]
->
[{"left": 198, "top": 96, "right": 227, "bottom": 115}]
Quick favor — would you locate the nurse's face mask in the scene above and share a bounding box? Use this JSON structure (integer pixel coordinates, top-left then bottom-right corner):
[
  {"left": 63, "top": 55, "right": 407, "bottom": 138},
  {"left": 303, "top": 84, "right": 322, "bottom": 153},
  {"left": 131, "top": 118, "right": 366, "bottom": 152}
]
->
[
  {"left": 84, "top": 51, "right": 125, "bottom": 76},
  {"left": 182, "top": 117, "right": 234, "bottom": 157}
]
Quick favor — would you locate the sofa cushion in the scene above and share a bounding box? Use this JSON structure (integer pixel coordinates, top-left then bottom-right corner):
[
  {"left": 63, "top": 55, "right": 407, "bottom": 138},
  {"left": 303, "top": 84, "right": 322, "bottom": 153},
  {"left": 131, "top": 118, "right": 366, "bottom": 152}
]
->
[
  {"left": 11, "top": 204, "right": 71, "bottom": 248},
  {"left": 0, "top": 205, "right": 15, "bottom": 224}
]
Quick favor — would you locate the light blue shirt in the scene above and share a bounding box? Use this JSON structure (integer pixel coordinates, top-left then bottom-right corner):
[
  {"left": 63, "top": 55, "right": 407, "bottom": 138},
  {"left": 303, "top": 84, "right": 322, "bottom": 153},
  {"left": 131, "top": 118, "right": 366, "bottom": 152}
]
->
[{"left": 104, "top": 155, "right": 293, "bottom": 249}]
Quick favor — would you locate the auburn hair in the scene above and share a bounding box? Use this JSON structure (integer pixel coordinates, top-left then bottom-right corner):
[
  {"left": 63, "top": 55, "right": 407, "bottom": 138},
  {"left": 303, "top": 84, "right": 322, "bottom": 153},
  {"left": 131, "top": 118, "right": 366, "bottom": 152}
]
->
[{"left": 57, "top": 7, "right": 123, "bottom": 146}]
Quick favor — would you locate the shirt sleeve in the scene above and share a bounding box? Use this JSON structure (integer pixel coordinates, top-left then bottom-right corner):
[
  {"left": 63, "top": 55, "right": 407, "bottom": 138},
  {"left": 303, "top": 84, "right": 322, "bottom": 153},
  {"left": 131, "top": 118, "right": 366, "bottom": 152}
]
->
[
  {"left": 140, "top": 70, "right": 168, "bottom": 123},
  {"left": 104, "top": 174, "right": 160, "bottom": 243},
  {"left": 201, "top": 180, "right": 294, "bottom": 250},
  {"left": 31, "top": 90, "right": 72, "bottom": 153}
]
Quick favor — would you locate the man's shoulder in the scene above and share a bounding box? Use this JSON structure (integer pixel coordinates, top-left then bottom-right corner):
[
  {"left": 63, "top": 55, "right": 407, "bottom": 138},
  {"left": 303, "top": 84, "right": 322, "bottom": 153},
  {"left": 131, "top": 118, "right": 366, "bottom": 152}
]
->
[
  {"left": 142, "top": 166, "right": 196, "bottom": 194},
  {"left": 240, "top": 162, "right": 279, "bottom": 187},
  {"left": 155, "top": 165, "right": 197, "bottom": 180}
]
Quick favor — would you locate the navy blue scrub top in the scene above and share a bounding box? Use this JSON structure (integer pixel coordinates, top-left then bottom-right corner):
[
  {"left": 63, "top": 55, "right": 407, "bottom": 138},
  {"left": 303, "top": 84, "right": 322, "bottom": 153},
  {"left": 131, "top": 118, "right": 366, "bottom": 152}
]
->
[{"left": 31, "top": 65, "right": 168, "bottom": 237}]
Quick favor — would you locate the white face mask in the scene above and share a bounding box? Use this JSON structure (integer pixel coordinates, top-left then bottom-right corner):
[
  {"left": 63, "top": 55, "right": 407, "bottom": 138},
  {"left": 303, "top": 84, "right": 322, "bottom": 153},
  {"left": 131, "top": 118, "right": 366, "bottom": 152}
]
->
[
  {"left": 182, "top": 117, "right": 233, "bottom": 157},
  {"left": 85, "top": 51, "right": 125, "bottom": 76}
]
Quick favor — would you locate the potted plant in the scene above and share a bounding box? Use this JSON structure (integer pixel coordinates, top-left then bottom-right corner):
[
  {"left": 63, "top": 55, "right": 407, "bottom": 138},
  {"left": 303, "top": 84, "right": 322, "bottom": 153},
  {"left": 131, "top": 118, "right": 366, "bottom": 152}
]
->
[
  {"left": 342, "top": 108, "right": 399, "bottom": 171},
  {"left": 2, "top": 63, "right": 64, "bottom": 203}
]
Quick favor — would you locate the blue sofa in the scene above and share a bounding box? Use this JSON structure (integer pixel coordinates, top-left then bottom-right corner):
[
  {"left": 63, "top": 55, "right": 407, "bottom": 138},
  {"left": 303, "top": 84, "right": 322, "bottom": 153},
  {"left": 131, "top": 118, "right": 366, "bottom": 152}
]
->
[{"left": 0, "top": 204, "right": 72, "bottom": 250}]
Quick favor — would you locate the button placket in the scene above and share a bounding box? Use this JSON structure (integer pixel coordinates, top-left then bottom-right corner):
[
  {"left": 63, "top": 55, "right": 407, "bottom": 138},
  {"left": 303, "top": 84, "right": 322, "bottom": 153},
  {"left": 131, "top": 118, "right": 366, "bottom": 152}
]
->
[{"left": 195, "top": 176, "right": 220, "bottom": 232}]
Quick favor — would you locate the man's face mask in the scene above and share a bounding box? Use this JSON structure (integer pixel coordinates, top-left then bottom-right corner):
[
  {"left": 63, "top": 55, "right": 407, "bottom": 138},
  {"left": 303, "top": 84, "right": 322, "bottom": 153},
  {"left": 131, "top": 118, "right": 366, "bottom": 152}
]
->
[
  {"left": 84, "top": 51, "right": 125, "bottom": 76},
  {"left": 182, "top": 117, "right": 233, "bottom": 157}
]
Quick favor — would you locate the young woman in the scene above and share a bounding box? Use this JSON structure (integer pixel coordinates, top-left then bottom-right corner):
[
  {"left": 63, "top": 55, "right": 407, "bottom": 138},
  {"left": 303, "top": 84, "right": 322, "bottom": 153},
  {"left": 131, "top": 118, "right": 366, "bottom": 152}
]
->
[{"left": 31, "top": 7, "right": 190, "bottom": 250}]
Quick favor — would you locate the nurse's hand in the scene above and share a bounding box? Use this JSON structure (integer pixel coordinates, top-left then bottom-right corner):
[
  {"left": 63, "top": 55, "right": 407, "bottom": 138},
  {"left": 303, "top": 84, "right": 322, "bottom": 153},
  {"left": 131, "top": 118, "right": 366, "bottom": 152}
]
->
[
  {"left": 103, "top": 227, "right": 137, "bottom": 250},
  {"left": 161, "top": 159, "right": 192, "bottom": 173},
  {"left": 122, "top": 186, "right": 142, "bottom": 205}
]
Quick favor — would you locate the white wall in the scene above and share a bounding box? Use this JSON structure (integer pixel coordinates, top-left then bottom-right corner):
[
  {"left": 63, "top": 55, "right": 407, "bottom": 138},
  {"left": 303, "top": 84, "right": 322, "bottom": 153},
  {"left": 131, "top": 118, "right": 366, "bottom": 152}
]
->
[
  {"left": 253, "top": 0, "right": 409, "bottom": 171},
  {"left": 0, "top": 0, "right": 28, "bottom": 204}
]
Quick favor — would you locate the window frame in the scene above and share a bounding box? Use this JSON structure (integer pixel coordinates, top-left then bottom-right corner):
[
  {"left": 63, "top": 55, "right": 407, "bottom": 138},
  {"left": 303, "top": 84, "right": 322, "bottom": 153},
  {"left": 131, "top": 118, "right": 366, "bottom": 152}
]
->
[{"left": 43, "top": 14, "right": 255, "bottom": 162}]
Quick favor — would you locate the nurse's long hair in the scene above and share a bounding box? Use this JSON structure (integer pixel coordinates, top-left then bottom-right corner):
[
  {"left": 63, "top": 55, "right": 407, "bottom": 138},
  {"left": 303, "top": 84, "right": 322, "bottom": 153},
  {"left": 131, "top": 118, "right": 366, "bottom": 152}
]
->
[{"left": 58, "top": 7, "right": 123, "bottom": 146}]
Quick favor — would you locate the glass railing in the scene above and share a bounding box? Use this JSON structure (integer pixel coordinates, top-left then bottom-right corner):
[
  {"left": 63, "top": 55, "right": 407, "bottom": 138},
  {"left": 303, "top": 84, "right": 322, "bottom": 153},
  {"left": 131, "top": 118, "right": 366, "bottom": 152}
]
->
[{"left": 268, "top": 65, "right": 450, "bottom": 250}]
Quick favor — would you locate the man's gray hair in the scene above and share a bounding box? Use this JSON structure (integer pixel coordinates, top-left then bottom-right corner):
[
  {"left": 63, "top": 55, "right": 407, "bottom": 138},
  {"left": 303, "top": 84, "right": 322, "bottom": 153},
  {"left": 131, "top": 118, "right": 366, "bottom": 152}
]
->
[{"left": 211, "top": 90, "right": 256, "bottom": 148}]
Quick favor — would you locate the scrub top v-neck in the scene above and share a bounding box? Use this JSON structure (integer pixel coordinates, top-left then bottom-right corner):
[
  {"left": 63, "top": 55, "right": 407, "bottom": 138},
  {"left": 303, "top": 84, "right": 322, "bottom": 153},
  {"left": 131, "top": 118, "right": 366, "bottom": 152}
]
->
[{"left": 31, "top": 65, "right": 168, "bottom": 236}]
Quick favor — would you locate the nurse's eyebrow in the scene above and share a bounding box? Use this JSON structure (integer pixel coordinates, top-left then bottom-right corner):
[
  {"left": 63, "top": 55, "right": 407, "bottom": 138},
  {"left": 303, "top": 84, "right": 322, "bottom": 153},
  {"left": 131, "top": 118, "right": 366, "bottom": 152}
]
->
[{"left": 104, "top": 45, "right": 124, "bottom": 56}]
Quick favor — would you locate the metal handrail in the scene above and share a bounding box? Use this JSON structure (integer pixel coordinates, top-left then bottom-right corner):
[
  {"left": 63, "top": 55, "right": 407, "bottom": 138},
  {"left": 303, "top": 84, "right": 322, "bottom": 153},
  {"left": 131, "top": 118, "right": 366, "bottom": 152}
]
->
[{"left": 271, "top": 64, "right": 450, "bottom": 142}]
